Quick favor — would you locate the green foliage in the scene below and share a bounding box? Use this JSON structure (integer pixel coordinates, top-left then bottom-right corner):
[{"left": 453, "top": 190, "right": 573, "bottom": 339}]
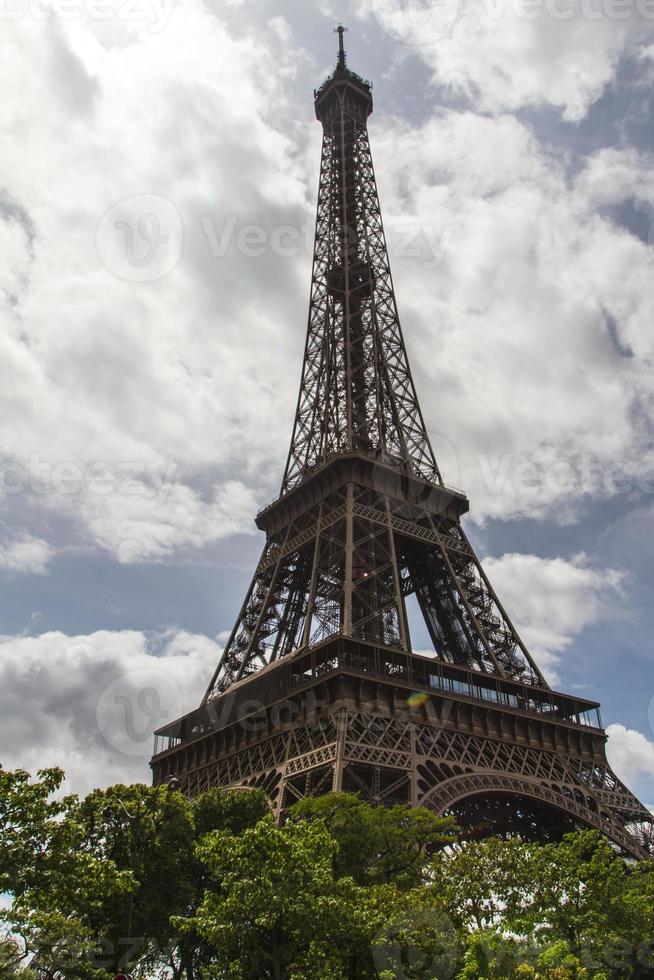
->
[
  {"left": 2, "top": 768, "right": 654, "bottom": 980},
  {"left": 176, "top": 815, "right": 380, "bottom": 978},
  {"left": 370, "top": 885, "right": 462, "bottom": 980},
  {"left": 431, "top": 835, "right": 536, "bottom": 932},
  {"left": 456, "top": 930, "right": 526, "bottom": 979},
  {"left": 1, "top": 771, "right": 269, "bottom": 979},
  {"left": 0, "top": 767, "right": 69, "bottom": 895},
  {"left": 0, "top": 937, "right": 37, "bottom": 978},
  {"left": 76, "top": 782, "right": 196, "bottom": 970},
  {"left": 288, "top": 790, "right": 457, "bottom": 887},
  {"left": 533, "top": 940, "right": 591, "bottom": 978},
  {"left": 521, "top": 831, "right": 654, "bottom": 976},
  {"left": 192, "top": 785, "right": 270, "bottom": 838},
  {"left": 1, "top": 766, "right": 132, "bottom": 978},
  {"left": 444, "top": 831, "right": 654, "bottom": 980}
]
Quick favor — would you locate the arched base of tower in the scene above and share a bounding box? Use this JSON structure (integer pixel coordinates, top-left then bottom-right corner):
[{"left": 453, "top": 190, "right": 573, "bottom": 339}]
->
[
  {"left": 152, "top": 651, "right": 653, "bottom": 859},
  {"left": 420, "top": 772, "right": 650, "bottom": 857},
  {"left": 442, "top": 791, "right": 580, "bottom": 845}
]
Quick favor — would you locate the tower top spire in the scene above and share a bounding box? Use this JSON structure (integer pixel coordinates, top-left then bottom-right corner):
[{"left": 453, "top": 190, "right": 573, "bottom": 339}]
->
[
  {"left": 315, "top": 24, "right": 372, "bottom": 122},
  {"left": 334, "top": 23, "right": 347, "bottom": 69}
]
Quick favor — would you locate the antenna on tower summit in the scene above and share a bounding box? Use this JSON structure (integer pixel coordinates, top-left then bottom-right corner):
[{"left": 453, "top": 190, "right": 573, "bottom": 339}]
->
[{"left": 334, "top": 23, "right": 348, "bottom": 68}]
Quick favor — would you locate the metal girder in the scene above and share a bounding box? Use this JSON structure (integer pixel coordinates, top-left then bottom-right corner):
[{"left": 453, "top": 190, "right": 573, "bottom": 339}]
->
[{"left": 204, "top": 485, "right": 546, "bottom": 698}]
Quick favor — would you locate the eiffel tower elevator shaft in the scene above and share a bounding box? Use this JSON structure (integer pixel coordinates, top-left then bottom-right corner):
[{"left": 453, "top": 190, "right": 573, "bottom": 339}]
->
[{"left": 151, "top": 33, "right": 653, "bottom": 858}]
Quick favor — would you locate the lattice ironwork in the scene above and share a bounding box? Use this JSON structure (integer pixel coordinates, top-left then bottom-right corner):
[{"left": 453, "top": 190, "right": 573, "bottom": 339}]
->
[
  {"left": 161, "top": 703, "right": 651, "bottom": 856},
  {"left": 282, "top": 50, "right": 440, "bottom": 494},
  {"left": 153, "top": 31, "right": 653, "bottom": 859},
  {"left": 202, "top": 37, "right": 548, "bottom": 699},
  {"left": 204, "top": 483, "right": 545, "bottom": 697}
]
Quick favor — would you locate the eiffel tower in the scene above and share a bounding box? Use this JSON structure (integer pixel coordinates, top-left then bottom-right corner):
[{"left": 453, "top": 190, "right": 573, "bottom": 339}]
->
[{"left": 151, "top": 28, "right": 652, "bottom": 857}]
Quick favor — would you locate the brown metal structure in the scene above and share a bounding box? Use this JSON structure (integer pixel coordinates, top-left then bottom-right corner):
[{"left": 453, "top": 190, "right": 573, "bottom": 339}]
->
[{"left": 151, "top": 30, "right": 652, "bottom": 857}]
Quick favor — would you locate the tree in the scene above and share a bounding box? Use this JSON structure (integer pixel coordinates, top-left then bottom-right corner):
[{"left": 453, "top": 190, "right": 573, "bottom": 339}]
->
[
  {"left": 1, "top": 771, "right": 269, "bottom": 980},
  {"left": 0, "top": 937, "right": 36, "bottom": 978},
  {"left": 430, "top": 835, "right": 535, "bottom": 932},
  {"left": 1, "top": 767, "right": 131, "bottom": 979},
  {"left": 536, "top": 941, "right": 591, "bottom": 979},
  {"left": 371, "top": 884, "right": 463, "bottom": 980},
  {"left": 176, "top": 815, "right": 380, "bottom": 978},
  {"left": 3, "top": 767, "right": 653, "bottom": 980},
  {"left": 0, "top": 767, "right": 68, "bottom": 896},
  {"left": 74, "top": 783, "right": 269, "bottom": 978},
  {"left": 193, "top": 785, "right": 270, "bottom": 838},
  {"left": 443, "top": 831, "right": 654, "bottom": 980},
  {"left": 176, "top": 786, "right": 270, "bottom": 979},
  {"left": 72, "top": 782, "right": 195, "bottom": 976},
  {"left": 288, "top": 791, "right": 457, "bottom": 887},
  {"left": 178, "top": 804, "right": 463, "bottom": 979},
  {"left": 517, "top": 831, "right": 654, "bottom": 976}
]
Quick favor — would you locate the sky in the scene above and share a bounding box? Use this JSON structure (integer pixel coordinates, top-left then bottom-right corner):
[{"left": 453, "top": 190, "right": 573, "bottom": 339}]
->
[{"left": 1, "top": 0, "right": 654, "bottom": 810}]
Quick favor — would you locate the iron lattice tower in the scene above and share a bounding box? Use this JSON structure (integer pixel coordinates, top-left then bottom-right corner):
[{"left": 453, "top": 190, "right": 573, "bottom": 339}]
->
[{"left": 152, "top": 31, "right": 652, "bottom": 857}]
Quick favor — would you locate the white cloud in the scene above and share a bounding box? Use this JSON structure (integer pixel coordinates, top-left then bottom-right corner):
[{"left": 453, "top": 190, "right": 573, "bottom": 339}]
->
[
  {"left": 363, "top": 0, "right": 654, "bottom": 120},
  {"left": 0, "top": 7, "right": 312, "bottom": 564},
  {"left": 482, "top": 552, "right": 625, "bottom": 682},
  {"left": 0, "top": 629, "right": 219, "bottom": 796},
  {"left": 606, "top": 723, "right": 654, "bottom": 785},
  {"left": 576, "top": 146, "right": 654, "bottom": 208},
  {"left": 370, "top": 110, "right": 654, "bottom": 521},
  {"left": 0, "top": 535, "right": 53, "bottom": 575},
  {"left": 49, "top": 477, "right": 260, "bottom": 563}
]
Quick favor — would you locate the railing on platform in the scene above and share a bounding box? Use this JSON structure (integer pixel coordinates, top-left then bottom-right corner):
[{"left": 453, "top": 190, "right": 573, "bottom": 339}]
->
[{"left": 152, "top": 636, "right": 603, "bottom": 758}]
